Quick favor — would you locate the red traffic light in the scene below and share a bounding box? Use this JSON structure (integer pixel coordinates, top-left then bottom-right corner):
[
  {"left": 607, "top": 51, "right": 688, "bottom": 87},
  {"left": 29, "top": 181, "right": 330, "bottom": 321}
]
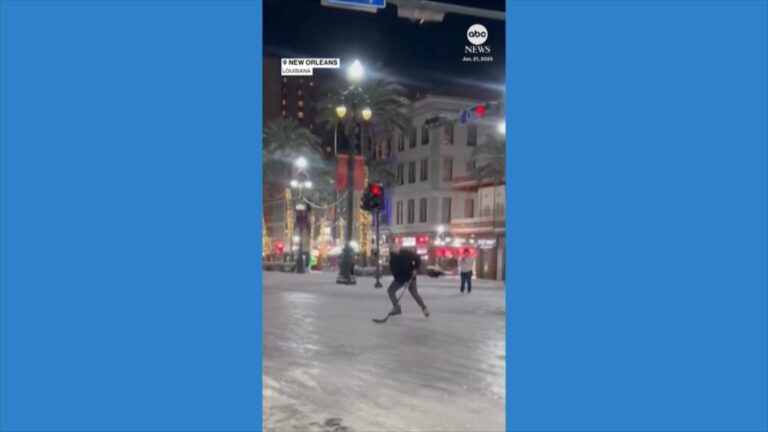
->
[
  {"left": 476, "top": 104, "right": 485, "bottom": 117},
  {"left": 368, "top": 183, "right": 382, "bottom": 198}
]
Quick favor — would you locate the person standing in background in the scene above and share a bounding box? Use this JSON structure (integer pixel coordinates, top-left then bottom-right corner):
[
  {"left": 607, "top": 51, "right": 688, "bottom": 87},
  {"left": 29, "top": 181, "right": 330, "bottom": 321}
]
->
[{"left": 459, "top": 249, "right": 475, "bottom": 294}]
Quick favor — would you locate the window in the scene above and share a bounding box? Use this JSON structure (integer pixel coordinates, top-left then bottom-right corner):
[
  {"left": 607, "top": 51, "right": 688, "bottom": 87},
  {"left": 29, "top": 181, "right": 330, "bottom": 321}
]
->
[
  {"left": 482, "top": 203, "right": 492, "bottom": 217},
  {"left": 443, "top": 158, "right": 453, "bottom": 182},
  {"left": 420, "top": 159, "right": 428, "bottom": 182},
  {"left": 466, "top": 160, "right": 476, "bottom": 174},
  {"left": 398, "top": 134, "right": 405, "bottom": 152},
  {"left": 467, "top": 124, "right": 478, "bottom": 146},
  {"left": 408, "top": 161, "right": 416, "bottom": 184},
  {"left": 421, "top": 125, "right": 429, "bottom": 145},
  {"left": 419, "top": 198, "right": 428, "bottom": 223},
  {"left": 442, "top": 197, "right": 452, "bottom": 224},
  {"left": 396, "top": 201, "right": 403, "bottom": 225},
  {"left": 298, "top": 100, "right": 304, "bottom": 107},
  {"left": 445, "top": 123, "right": 454, "bottom": 144},
  {"left": 409, "top": 128, "right": 417, "bottom": 148},
  {"left": 407, "top": 199, "right": 415, "bottom": 224},
  {"left": 397, "top": 164, "right": 404, "bottom": 185},
  {"left": 297, "top": 111, "right": 304, "bottom": 119},
  {"left": 282, "top": 99, "right": 287, "bottom": 106},
  {"left": 465, "top": 198, "right": 475, "bottom": 218}
]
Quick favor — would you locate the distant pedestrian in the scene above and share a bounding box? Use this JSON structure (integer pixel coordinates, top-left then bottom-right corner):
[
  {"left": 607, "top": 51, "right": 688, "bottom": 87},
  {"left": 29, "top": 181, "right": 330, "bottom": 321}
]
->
[
  {"left": 386, "top": 244, "right": 429, "bottom": 317},
  {"left": 459, "top": 249, "right": 475, "bottom": 294}
]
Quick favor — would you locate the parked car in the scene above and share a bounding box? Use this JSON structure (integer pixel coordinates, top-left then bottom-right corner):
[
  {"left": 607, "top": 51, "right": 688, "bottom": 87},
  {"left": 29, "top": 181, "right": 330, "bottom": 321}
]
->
[{"left": 426, "top": 266, "right": 445, "bottom": 278}]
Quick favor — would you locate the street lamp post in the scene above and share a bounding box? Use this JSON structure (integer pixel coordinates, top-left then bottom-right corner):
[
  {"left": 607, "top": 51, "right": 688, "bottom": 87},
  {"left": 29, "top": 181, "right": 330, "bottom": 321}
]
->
[
  {"left": 436, "top": 225, "right": 445, "bottom": 267},
  {"left": 336, "top": 60, "right": 371, "bottom": 286},
  {"left": 291, "top": 157, "right": 312, "bottom": 274}
]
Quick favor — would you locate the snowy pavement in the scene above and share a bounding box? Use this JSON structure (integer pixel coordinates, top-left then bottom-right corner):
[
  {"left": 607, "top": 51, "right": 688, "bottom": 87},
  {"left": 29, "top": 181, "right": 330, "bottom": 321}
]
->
[{"left": 263, "top": 271, "right": 505, "bottom": 432}]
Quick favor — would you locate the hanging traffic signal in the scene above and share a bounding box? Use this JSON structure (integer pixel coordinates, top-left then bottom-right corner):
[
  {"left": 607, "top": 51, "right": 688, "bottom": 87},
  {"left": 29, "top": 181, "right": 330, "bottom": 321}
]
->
[
  {"left": 369, "top": 183, "right": 383, "bottom": 210},
  {"left": 360, "top": 188, "right": 373, "bottom": 212},
  {"left": 361, "top": 183, "right": 383, "bottom": 212},
  {"left": 459, "top": 100, "right": 503, "bottom": 124}
]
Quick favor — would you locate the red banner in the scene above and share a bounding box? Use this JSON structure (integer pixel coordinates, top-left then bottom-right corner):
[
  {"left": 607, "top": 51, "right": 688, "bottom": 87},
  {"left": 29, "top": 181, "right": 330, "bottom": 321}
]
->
[
  {"left": 337, "top": 155, "right": 366, "bottom": 191},
  {"left": 353, "top": 156, "right": 365, "bottom": 191},
  {"left": 336, "top": 155, "right": 348, "bottom": 191}
]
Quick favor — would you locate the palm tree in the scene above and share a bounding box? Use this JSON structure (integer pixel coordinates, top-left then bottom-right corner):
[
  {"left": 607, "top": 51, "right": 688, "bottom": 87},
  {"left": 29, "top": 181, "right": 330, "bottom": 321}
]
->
[
  {"left": 314, "top": 76, "right": 411, "bottom": 187},
  {"left": 468, "top": 132, "right": 505, "bottom": 185},
  {"left": 263, "top": 118, "right": 324, "bottom": 181},
  {"left": 263, "top": 118, "right": 327, "bottom": 263},
  {"left": 313, "top": 74, "right": 412, "bottom": 257},
  {"left": 315, "top": 78, "right": 411, "bottom": 140}
]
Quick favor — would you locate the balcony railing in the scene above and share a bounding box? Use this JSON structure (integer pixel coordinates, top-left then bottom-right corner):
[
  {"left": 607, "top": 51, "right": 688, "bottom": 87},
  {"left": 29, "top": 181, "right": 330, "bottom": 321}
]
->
[{"left": 450, "top": 214, "right": 506, "bottom": 233}]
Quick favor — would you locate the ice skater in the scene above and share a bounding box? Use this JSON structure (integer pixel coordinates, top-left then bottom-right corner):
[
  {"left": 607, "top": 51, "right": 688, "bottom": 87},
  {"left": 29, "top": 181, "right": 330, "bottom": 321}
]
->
[
  {"left": 459, "top": 249, "right": 475, "bottom": 294},
  {"left": 373, "top": 243, "right": 429, "bottom": 323}
]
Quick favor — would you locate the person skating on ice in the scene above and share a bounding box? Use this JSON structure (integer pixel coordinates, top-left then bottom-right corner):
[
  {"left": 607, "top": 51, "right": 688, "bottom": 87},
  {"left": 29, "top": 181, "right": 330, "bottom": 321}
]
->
[{"left": 387, "top": 243, "right": 429, "bottom": 317}]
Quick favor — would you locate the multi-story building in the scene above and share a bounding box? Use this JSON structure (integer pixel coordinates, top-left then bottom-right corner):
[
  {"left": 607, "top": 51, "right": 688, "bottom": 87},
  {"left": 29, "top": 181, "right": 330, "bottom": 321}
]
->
[
  {"left": 376, "top": 92, "right": 506, "bottom": 280},
  {"left": 450, "top": 179, "right": 505, "bottom": 281},
  {"left": 262, "top": 56, "right": 334, "bottom": 261}
]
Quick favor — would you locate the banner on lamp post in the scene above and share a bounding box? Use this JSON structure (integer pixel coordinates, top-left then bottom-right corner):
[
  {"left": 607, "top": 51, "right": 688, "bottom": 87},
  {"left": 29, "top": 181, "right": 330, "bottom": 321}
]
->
[
  {"left": 353, "top": 156, "right": 366, "bottom": 191},
  {"left": 336, "top": 154, "right": 348, "bottom": 191}
]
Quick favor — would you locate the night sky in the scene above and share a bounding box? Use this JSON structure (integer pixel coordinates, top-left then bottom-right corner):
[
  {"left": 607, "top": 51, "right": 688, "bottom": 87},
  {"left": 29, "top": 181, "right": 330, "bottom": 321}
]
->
[{"left": 264, "top": 0, "right": 505, "bottom": 93}]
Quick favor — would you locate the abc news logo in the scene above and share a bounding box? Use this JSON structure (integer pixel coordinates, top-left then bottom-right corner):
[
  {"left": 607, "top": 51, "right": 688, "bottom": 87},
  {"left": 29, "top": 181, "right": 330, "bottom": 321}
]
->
[{"left": 465, "top": 24, "right": 491, "bottom": 54}]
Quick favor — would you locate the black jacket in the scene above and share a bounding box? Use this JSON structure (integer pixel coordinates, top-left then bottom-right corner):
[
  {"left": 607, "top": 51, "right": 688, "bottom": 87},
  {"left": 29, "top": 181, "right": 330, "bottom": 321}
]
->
[{"left": 389, "top": 250, "right": 421, "bottom": 283}]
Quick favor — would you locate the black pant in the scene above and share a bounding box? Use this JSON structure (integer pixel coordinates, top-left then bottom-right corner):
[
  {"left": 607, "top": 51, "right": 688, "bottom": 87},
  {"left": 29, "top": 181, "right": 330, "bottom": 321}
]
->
[
  {"left": 460, "top": 271, "right": 472, "bottom": 293},
  {"left": 388, "top": 277, "right": 426, "bottom": 310}
]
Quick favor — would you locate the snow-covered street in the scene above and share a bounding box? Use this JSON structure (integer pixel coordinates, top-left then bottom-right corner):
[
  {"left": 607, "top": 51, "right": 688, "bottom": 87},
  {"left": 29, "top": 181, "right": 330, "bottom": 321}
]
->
[{"left": 263, "top": 271, "right": 505, "bottom": 432}]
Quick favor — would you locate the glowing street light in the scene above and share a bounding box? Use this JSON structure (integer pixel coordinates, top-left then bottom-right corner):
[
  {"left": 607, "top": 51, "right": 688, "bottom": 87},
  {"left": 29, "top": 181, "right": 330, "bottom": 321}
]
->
[
  {"left": 437, "top": 225, "right": 445, "bottom": 234},
  {"left": 361, "top": 107, "right": 372, "bottom": 121},
  {"left": 497, "top": 121, "right": 506, "bottom": 136},
  {"left": 348, "top": 59, "right": 364, "bottom": 84},
  {"left": 290, "top": 179, "right": 299, "bottom": 188},
  {"left": 304, "top": 180, "right": 313, "bottom": 189},
  {"left": 336, "top": 104, "right": 347, "bottom": 119},
  {"left": 296, "top": 156, "right": 308, "bottom": 169}
]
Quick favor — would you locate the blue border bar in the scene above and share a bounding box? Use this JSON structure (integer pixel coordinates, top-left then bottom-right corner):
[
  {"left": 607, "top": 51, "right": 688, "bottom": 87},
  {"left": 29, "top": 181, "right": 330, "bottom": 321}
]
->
[
  {"left": 1, "top": 1, "right": 262, "bottom": 430},
  {"left": 506, "top": 1, "right": 768, "bottom": 431}
]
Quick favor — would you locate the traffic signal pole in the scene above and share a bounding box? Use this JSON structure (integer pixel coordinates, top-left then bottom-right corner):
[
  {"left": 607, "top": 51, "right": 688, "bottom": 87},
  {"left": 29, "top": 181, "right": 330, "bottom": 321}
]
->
[{"left": 374, "top": 208, "right": 382, "bottom": 288}]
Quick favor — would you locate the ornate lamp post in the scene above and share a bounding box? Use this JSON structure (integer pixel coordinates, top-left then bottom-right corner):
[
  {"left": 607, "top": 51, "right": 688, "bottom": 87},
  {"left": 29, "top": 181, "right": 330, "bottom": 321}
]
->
[
  {"left": 336, "top": 60, "right": 372, "bottom": 285},
  {"left": 290, "top": 157, "right": 312, "bottom": 274}
]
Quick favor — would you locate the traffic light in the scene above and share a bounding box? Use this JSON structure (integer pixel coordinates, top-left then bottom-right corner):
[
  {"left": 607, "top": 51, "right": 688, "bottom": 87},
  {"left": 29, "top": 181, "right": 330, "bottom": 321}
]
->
[
  {"left": 360, "top": 187, "right": 372, "bottom": 212},
  {"left": 459, "top": 100, "right": 503, "bottom": 124},
  {"left": 369, "top": 183, "right": 383, "bottom": 210},
  {"left": 360, "top": 183, "right": 383, "bottom": 212}
]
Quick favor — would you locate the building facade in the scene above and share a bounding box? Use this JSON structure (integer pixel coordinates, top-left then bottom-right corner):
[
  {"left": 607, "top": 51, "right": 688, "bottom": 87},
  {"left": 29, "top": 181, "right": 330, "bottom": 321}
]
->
[{"left": 377, "top": 94, "right": 506, "bottom": 280}]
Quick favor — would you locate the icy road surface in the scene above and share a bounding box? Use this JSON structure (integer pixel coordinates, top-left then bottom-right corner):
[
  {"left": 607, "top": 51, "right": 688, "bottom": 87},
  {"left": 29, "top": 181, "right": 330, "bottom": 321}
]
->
[{"left": 263, "top": 271, "right": 505, "bottom": 432}]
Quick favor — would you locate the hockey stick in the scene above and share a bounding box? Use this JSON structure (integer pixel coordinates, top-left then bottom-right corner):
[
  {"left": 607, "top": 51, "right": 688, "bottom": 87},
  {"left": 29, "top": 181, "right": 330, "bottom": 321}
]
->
[{"left": 372, "top": 276, "right": 414, "bottom": 324}]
